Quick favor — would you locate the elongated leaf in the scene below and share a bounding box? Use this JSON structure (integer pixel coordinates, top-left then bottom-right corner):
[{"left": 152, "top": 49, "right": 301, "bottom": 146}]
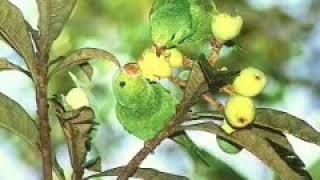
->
[
  {"left": 51, "top": 98, "right": 96, "bottom": 179},
  {"left": 170, "top": 131, "right": 212, "bottom": 166},
  {"left": 0, "top": 58, "right": 32, "bottom": 77},
  {"left": 36, "top": 0, "right": 76, "bottom": 49},
  {"left": 181, "top": 55, "right": 208, "bottom": 107},
  {"left": 255, "top": 108, "right": 320, "bottom": 146},
  {"left": 0, "top": 0, "right": 36, "bottom": 74},
  {"left": 253, "top": 127, "right": 312, "bottom": 179},
  {"left": 80, "top": 62, "right": 93, "bottom": 80},
  {"left": 198, "top": 57, "right": 239, "bottom": 93},
  {"left": 84, "top": 167, "right": 190, "bottom": 180},
  {"left": 49, "top": 48, "right": 120, "bottom": 77},
  {"left": 179, "top": 123, "right": 310, "bottom": 180},
  {"left": 0, "top": 92, "right": 38, "bottom": 149},
  {"left": 0, "top": 92, "right": 65, "bottom": 179},
  {"left": 84, "top": 156, "right": 101, "bottom": 172}
]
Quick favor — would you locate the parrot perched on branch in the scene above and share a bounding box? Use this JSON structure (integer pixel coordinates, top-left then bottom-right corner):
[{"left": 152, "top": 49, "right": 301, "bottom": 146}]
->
[
  {"left": 150, "top": 0, "right": 216, "bottom": 58},
  {"left": 112, "top": 63, "right": 216, "bottom": 165}
]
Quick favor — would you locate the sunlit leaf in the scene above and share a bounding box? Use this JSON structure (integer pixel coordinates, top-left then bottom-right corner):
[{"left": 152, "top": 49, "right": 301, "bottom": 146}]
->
[
  {"left": 84, "top": 167, "right": 190, "bottom": 180},
  {"left": 179, "top": 122, "right": 310, "bottom": 180},
  {"left": 48, "top": 48, "right": 120, "bottom": 77},
  {"left": 36, "top": 0, "right": 77, "bottom": 49},
  {"left": 255, "top": 108, "right": 320, "bottom": 146},
  {"left": 0, "top": 0, "right": 36, "bottom": 75}
]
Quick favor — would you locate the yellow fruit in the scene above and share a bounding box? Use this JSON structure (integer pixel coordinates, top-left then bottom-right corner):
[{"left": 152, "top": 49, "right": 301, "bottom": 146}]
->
[
  {"left": 66, "top": 88, "right": 89, "bottom": 109},
  {"left": 211, "top": 13, "right": 243, "bottom": 43},
  {"left": 233, "top": 67, "right": 267, "bottom": 97},
  {"left": 225, "top": 95, "right": 255, "bottom": 128},
  {"left": 139, "top": 49, "right": 172, "bottom": 80},
  {"left": 165, "top": 48, "right": 184, "bottom": 68}
]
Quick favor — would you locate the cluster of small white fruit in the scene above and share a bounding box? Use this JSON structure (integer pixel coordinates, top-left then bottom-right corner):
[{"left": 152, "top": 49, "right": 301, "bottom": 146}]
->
[{"left": 222, "top": 67, "right": 267, "bottom": 134}]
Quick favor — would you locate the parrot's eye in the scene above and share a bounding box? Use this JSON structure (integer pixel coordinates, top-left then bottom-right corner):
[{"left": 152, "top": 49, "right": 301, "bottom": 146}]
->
[{"left": 119, "top": 81, "right": 126, "bottom": 88}]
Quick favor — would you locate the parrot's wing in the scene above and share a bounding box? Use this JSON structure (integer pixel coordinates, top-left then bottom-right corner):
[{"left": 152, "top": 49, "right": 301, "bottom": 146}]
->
[
  {"left": 150, "top": 0, "right": 193, "bottom": 47},
  {"left": 170, "top": 131, "right": 218, "bottom": 166}
]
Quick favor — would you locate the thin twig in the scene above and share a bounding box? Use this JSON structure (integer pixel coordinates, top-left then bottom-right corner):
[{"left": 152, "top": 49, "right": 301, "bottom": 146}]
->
[
  {"left": 170, "top": 76, "right": 224, "bottom": 112},
  {"left": 221, "top": 85, "right": 237, "bottom": 96},
  {"left": 208, "top": 38, "right": 222, "bottom": 66}
]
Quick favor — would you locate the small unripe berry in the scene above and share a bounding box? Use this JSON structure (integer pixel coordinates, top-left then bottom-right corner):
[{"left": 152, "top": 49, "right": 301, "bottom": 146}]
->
[
  {"left": 225, "top": 95, "right": 255, "bottom": 128},
  {"left": 211, "top": 13, "right": 243, "bottom": 43},
  {"left": 233, "top": 67, "right": 267, "bottom": 97},
  {"left": 139, "top": 49, "right": 172, "bottom": 81},
  {"left": 217, "top": 137, "right": 242, "bottom": 154},
  {"left": 66, "top": 88, "right": 89, "bottom": 109},
  {"left": 165, "top": 48, "right": 184, "bottom": 68}
]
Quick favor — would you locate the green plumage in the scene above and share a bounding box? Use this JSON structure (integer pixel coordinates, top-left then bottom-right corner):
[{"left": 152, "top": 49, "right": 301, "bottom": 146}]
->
[
  {"left": 150, "top": 0, "right": 216, "bottom": 58},
  {"left": 113, "top": 65, "right": 177, "bottom": 140},
  {"left": 112, "top": 64, "right": 221, "bottom": 166}
]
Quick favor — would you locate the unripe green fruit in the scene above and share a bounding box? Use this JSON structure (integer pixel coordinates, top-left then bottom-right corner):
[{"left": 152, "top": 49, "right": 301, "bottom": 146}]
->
[
  {"left": 217, "top": 137, "right": 242, "bottom": 154},
  {"left": 233, "top": 67, "right": 267, "bottom": 97},
  {"left": 211, "top": 13, "right": 243, "bottom": 43},
  {"left": 225, "top": 95, "right": 255, "bottom": 128},
  {"left": 65, "top": 88, "right": 89, "bottom": 109}
]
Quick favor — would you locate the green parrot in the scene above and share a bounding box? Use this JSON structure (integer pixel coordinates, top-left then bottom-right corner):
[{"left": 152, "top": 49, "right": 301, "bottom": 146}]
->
[
  {"left": 112, "top": 63, "right": 218, "bottom": 165},
  {"left": 150, "top": 0, "right": 216, "bottom": 58}
]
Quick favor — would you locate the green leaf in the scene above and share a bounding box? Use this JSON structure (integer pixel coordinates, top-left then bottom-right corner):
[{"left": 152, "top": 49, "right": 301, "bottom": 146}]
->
[
  {"left": 0, "top": 92, "right": 38, "bottom": 149},
  {"left": 252, "top": 127, "right": 312, "bottom": 179},
  {"left": 80, "top": 63, "right": 94, "bottom": 80},
  {"left": 48, "top": 48, "right": 120, "bottom": 77},
  {"left": 51, "top": 98, "right": 96, "bottom": 179},
  {"left": 0, "top": 58, "right": 32, "bottom": 77},
  {"left": 179, "top": 123, "right": 310, "bottom": 180},
  {"left": 36, "top": 0, "right": 77, "bottom": 49},
  {"left": 84, "top": 156, "right": 101, "bottom": 172},
  {"left": 0, "top": 0, "right": 36, "bottom": 75},
  {"left": 198, "top": 56, "right": 239, "bottom": 93},
  {"left": 170, "top": 131, "right": 212, "bottom": 166},
  {"left": 255, "top": 108, "right": 320, "bottom": 146},
  {"left": 181, "top": 55, "right": 208, "bottom": 107},
  {"left": 0, "top": 92, "right": 65, "bottom": 179},
  {"left": 83, "top": 167, "right": 190, "bottom": 180}
]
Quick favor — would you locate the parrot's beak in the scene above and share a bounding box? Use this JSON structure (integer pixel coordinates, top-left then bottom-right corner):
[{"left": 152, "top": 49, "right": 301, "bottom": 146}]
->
[{"left": 123, "top": 63, "right": 141, "bottom": 77}]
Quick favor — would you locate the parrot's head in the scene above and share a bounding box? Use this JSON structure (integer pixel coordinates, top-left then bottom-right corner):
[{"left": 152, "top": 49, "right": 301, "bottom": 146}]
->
[{"left": 112, "top": 63, "right": 149, "bottom": 107}]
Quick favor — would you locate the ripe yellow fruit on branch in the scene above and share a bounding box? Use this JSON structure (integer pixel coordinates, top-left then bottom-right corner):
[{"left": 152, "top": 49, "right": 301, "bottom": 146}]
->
[
  {"left": 65, "top": 88, "right": 89, "bottom": 109},
  {"left": 165, "top": 48, "right": 184, "bottom": 68},
  {"left": 225, "top": 95, "right": 256, "bottom": 128},
  {"left": 233, "top": 67, "right": 267, "bottom": 97},
  {"left": 211, "top": 13, "right": 243, "bottom": 43},
  {"left": 139, "top": 49, "right": 172, "bottom": 81}
]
